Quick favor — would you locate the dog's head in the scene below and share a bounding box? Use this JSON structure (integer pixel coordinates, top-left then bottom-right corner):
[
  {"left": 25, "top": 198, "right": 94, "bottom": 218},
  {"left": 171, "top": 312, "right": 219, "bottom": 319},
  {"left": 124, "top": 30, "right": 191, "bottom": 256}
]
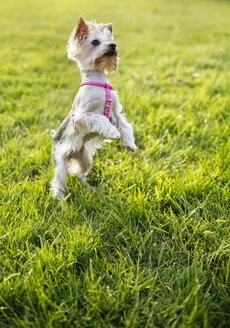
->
[{"left": 67, "top": 17, "right": 118, "bottom": 73}]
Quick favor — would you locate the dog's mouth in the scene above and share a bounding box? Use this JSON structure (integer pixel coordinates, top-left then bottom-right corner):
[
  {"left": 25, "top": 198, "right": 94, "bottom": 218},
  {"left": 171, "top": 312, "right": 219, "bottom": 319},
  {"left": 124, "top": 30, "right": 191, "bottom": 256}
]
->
[
  {"left": 94, "top": 49, "right": 118, "bottom": 70},
  {"left": 104, "top": 49, "right": 118, "bottom": 57},
  {"left": 104, "top": 51, "right": 115, "bottom": 57}
]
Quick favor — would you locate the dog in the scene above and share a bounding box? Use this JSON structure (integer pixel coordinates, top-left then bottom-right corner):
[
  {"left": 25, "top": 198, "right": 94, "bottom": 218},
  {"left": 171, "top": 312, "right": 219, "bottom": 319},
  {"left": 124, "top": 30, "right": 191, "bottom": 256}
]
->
[{"left": 50, "top": 17, "right": 137, "bottom": 200}]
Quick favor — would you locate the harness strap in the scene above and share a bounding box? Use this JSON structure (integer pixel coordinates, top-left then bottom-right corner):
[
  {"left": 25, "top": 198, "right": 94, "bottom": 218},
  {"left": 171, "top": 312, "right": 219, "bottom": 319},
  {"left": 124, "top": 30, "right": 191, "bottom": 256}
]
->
[
  {"left": 104, "top": 86, "right": 112, "bottom": 119},
  {"left": 78, "top": 82, "right": 113, "bottom": 119}
]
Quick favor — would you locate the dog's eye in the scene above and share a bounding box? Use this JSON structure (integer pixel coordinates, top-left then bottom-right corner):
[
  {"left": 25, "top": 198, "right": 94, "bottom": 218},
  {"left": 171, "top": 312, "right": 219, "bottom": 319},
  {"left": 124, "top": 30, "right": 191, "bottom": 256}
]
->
[{"left": 91, "top": 39, "right": 100, "bottom": 46}]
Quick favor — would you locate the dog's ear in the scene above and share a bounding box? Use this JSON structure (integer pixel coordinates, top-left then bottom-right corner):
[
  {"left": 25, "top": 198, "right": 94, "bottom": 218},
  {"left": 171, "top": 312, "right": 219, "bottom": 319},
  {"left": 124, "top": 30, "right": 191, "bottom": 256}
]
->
[
  {"left": 75, "top": 17, "right": 89, "bottom": 41},
  {"left": 104, "top": 23, "right": 113, "bottom": 33}
]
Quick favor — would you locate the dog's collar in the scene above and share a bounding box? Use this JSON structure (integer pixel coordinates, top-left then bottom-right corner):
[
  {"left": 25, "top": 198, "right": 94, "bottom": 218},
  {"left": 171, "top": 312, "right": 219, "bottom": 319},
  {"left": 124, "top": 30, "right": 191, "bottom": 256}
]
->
[
  {"left": 80, "top": 82, "right": 113, "bottom": 119},
  {"left": 80, "top": 81, "right": 113, "bottom": 90}
]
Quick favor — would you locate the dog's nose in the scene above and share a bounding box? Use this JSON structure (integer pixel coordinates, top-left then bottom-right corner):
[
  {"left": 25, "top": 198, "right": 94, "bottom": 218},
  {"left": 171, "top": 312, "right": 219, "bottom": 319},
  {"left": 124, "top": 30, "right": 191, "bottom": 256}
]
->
[{"left": 109, "top": 43, "right": 116, "bottom": 51}]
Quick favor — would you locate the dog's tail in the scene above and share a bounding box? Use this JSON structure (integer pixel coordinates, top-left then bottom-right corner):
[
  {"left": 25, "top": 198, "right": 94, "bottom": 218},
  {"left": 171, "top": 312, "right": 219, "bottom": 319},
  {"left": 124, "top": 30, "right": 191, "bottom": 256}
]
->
[{"left": 50, "top": 129, "right": 56, "bottom": 138}]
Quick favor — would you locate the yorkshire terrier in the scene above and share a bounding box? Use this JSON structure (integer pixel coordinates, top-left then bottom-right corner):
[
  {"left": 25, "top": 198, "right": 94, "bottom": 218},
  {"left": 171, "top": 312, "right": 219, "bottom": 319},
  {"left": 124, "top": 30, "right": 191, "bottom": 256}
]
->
[{"left": 50, "top": 17, "right": 137, "bottom": 200}]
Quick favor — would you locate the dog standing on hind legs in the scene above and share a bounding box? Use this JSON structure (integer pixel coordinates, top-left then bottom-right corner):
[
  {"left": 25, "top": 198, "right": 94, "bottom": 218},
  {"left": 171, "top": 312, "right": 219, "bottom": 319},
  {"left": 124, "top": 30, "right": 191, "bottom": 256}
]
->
[{"left": 50, "top": 17, "right": 137, "bottom": 201}]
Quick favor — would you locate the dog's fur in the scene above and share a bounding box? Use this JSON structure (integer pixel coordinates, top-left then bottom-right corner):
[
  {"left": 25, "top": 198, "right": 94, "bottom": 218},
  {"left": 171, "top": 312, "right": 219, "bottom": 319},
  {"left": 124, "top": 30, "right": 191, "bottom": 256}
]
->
[{"left": 50, "top": 17, "right": 137, "bottom": 200}]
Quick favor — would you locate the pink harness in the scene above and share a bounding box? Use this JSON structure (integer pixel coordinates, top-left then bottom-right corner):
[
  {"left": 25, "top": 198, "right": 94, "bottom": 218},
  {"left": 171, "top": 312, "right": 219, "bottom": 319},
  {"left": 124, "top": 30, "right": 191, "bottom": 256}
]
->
[{"left": 73, "top": 81, "right": 113, "bottom": 119}]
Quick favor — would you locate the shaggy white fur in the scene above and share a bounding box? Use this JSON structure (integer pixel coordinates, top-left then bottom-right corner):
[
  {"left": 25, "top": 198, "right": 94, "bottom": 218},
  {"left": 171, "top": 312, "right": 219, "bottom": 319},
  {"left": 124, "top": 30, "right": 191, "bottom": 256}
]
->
[{"left": 50, "top": 17, "right": 137, "bottom": 200}]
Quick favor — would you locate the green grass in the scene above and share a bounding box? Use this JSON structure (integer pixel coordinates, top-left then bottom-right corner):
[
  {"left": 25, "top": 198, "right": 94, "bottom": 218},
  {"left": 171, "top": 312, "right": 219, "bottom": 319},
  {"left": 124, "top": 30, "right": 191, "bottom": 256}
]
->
[{"left": 1, "top": 0, "right": 230, "bottom": 326}]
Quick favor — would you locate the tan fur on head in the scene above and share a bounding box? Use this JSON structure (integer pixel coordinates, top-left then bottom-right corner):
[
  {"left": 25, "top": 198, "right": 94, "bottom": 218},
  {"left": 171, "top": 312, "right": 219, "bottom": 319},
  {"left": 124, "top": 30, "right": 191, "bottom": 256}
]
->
[{"left": 67, "top": 17, "right": 119, "bottom": 73}]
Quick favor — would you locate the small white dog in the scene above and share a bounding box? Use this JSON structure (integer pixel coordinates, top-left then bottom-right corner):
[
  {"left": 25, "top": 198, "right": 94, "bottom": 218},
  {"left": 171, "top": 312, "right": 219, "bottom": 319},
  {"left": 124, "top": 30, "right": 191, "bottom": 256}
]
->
[{"left": 50, "top": 17, "right": 137, "bottom": 200}]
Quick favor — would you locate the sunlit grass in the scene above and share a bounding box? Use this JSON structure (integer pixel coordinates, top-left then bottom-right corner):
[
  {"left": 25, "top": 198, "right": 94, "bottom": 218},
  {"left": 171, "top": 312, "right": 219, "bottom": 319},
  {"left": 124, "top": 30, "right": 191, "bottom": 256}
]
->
[{"left": 0, "top": 0, "right": 230, "bottom": 327}]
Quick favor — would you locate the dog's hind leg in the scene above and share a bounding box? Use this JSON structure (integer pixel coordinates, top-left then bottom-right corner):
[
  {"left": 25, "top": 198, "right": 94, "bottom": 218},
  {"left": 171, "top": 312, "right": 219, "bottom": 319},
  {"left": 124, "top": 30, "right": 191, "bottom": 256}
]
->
[
  {"left": 79, "top": 144, "right": 94, "bottom": 184},
  {"left": 50, "top": 149, "right": 68, "bottom": 200},
  {"left": 68, "top": 144, "right": 93, "bottom": 185}
]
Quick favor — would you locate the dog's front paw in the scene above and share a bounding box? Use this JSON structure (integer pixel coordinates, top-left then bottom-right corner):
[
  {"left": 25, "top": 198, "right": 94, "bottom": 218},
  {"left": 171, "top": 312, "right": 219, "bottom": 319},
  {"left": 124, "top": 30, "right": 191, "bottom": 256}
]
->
[
  {"left": 124, "top": 143, "right": 137, "bottom": 152},
  {"left": 108, "top": 127, "right": 120, "bottom": 140}
]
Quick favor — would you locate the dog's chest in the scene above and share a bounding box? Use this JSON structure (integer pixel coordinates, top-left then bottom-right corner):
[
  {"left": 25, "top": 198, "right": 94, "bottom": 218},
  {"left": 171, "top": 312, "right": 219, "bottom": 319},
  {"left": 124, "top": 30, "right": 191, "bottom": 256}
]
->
[{"left": 75, "top": 87, "right": 119, "bottom": 114}]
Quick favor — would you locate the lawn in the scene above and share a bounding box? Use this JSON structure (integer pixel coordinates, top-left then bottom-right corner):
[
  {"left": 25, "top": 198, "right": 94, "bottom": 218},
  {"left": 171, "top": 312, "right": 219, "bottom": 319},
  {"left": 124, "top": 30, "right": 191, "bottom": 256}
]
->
[{"left": 0, "top": 0, "right": 230, "bottom": 327}]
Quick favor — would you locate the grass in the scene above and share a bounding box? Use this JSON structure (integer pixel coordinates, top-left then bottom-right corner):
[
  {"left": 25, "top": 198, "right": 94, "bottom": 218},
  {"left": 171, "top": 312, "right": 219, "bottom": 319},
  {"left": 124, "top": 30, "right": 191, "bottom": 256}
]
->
[{"left": 0, "top": 0, "right": 230, "bottom": 326}]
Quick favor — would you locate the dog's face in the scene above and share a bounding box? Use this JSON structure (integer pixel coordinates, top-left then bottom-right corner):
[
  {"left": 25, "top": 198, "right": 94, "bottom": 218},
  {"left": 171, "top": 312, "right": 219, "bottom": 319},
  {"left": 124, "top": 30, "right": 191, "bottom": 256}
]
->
[{"left": 67, "top": 17, "right": 118, "bottom": 73}]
